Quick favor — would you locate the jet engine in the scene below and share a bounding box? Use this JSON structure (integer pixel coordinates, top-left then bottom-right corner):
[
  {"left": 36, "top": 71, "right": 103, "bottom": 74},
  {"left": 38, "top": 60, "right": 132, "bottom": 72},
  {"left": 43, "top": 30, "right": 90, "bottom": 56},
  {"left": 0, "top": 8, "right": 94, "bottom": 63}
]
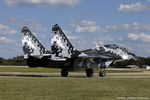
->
[{"left": 26, "top": 56, "right": 41, "bottom": 67}]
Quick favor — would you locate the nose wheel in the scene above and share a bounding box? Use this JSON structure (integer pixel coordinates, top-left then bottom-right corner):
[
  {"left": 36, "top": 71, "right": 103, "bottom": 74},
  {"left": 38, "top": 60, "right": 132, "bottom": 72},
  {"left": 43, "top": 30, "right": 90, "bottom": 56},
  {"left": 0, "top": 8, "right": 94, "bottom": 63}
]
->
[
  {"left": 99, "top": 70, "right": 106, "bottom": 77},
  {"left": 99, "top": 66, "right": 106, "bottom": 77}
]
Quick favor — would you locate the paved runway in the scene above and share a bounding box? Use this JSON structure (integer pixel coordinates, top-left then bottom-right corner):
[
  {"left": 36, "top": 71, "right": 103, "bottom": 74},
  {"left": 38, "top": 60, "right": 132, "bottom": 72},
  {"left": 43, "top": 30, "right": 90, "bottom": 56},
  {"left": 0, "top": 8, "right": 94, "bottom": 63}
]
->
[{"left": 0, "top": 72, "right": 150, "bottom": 78}]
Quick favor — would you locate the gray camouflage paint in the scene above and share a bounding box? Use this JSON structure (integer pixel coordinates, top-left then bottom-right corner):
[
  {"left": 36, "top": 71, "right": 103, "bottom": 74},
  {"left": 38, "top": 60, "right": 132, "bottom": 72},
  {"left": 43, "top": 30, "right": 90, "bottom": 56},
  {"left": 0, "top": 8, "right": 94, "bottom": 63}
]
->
[
  {"left": 50, "top": 24, "right": 136, "bottom": 70},
  {"left": 102, "top": 44, "right": 136, "bottom": 60},
  {"left": 21, "top": 26, "right": 48, "bottom": 59},
  {"left": 21, "top": 25, "right": 137, "bottom": 71},
  {"left": 51, "top": 24, "right": 74, "bottom": 58}
]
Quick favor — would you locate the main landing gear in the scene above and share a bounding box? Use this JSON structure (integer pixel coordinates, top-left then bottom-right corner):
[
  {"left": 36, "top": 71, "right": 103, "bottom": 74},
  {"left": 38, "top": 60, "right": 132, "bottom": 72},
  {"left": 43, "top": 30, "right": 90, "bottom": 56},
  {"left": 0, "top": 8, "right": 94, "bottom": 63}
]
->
[
  {"left": 86, "top": 68, "right": 94, "bottom": 77},
  {"left": 61, "top": 68, "right": 69, "bottom": 77},
  {"left": 86, "top": 68, "right": 106, "bottom": 77},
  {"left": 60, "top": 67, "right": 106, "bottom": 77}
]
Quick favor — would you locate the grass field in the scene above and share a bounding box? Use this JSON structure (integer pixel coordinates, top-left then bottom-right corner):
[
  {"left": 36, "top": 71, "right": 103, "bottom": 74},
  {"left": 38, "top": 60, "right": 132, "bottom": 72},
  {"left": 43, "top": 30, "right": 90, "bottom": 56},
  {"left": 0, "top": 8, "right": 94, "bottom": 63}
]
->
[
  {"left": 0, "top": 77, "right": 150, "bottom": 100},
  {"left": 0, "top": 66, "right": 146, "bottom": 73},
  {"left": 0, "top": 66, "right": 150, "bottom": 100}
]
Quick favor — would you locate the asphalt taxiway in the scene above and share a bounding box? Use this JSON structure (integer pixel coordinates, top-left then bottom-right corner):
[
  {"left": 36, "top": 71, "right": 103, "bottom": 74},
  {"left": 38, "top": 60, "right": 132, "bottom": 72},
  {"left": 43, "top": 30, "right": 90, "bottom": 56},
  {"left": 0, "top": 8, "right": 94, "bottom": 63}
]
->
[{"left": 0, "top": 71, "right": 150, "bottom": 78}]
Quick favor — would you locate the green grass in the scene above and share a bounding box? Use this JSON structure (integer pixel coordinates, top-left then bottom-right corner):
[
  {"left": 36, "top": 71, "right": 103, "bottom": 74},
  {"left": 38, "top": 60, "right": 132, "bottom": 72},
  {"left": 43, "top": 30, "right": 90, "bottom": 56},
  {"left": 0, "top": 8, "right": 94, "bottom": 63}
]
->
[
  {"left": 0, "top": 66, "right": 149, "bottom": 100},
  {"left": 0, "top": 67, "right": 61, "bottom": 73},
  {"left": 0, "top": 66, "right": 146, "bottom": 73},
  {"left": 0, "top": 77, "right": 149, "bottom": 100}
]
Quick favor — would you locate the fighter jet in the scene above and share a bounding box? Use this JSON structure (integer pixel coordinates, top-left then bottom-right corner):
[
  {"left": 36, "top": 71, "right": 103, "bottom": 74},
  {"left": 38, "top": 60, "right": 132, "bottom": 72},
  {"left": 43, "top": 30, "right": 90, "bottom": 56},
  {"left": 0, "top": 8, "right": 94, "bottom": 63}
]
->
[{"left": 21, "top": 24, "right": 136, "bottom": 77}]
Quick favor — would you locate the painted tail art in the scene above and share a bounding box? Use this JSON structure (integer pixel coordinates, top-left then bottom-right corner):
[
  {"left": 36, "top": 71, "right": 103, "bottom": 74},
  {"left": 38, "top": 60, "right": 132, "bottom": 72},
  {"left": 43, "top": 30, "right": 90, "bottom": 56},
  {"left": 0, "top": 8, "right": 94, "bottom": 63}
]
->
[
  {"left": 51, "top": 24, "right": 75, "bottom": 58},
  {"left": 21, "top": 26, "right": 48, "bottom": 59}
]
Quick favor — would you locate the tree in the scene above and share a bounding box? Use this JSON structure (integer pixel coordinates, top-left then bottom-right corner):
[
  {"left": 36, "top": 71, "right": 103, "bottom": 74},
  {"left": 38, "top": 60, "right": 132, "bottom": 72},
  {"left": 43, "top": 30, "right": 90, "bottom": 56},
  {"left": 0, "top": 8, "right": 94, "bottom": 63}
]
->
[{"left": 0, "top": 56, "right": 26, "bottom": 66}]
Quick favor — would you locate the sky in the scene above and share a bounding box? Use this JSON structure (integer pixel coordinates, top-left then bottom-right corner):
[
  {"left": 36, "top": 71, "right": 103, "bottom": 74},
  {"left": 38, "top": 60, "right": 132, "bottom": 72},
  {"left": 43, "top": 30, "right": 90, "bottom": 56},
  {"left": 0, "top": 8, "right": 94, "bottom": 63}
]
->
[{"left": 0, "top": 0, "right": 150, "bottom": 59}]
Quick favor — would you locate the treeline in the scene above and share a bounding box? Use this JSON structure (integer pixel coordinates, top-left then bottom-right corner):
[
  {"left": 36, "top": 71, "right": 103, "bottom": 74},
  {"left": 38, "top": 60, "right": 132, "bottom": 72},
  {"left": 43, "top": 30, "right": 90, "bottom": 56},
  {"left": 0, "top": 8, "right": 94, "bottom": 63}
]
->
[
  {"left": 0, "top": 56, "right": 150, "bottom": 68},
  {"left": 0, "top": 56, "right": 26, "bottom": 66}
]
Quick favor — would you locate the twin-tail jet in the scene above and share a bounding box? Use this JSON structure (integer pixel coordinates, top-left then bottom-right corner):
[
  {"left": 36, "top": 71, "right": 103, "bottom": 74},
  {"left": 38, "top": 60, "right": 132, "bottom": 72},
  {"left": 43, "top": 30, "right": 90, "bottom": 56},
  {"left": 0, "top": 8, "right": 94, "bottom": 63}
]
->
[{"left": 21, "top": 24, "right": 136, "bottom": 77}]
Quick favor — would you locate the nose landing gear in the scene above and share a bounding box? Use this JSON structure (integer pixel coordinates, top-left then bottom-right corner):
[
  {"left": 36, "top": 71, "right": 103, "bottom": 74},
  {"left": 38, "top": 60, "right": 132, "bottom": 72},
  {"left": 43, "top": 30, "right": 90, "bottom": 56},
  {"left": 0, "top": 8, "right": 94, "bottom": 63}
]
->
[{"left": 99, "top": 66, "right": 106, "bottom": 77}]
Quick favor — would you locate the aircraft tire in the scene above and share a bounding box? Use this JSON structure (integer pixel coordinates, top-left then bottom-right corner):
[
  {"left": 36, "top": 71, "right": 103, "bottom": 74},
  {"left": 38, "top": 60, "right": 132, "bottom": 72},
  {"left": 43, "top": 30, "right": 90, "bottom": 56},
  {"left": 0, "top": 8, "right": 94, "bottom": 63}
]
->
[
  {"left": 99, "top": 71, "right": 106, "bottom": 77},
  {"left": 86, "top": 68, "right": 94, "bottom": 77},
  {"left": 61, "top": 69, "right": 69, "bottom": 77}
]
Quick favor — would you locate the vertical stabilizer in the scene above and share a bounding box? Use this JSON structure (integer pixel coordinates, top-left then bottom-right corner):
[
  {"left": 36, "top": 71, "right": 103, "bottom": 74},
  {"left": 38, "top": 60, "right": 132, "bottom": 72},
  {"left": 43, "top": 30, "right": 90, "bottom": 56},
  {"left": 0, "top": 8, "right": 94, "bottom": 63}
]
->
[
  {"left": 21, "top": 26, "right": 48, "bottom": 59},
  {"left": 51, "top": 24, "right": 74, "bottom": 58}
]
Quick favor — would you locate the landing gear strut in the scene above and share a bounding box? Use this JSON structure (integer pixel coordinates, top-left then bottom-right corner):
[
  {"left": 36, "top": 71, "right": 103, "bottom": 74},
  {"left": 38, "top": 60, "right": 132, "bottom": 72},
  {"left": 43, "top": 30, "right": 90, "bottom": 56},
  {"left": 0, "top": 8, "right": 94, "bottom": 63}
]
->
[
  {"left": 61, "top": 68, "right": 69, "bottom": 77},
  {"left": 99, "top": 66, "right": 106, "bottom": 77},
  {"left": 86, "top": 68, "right": 94, "bottom": 77}
]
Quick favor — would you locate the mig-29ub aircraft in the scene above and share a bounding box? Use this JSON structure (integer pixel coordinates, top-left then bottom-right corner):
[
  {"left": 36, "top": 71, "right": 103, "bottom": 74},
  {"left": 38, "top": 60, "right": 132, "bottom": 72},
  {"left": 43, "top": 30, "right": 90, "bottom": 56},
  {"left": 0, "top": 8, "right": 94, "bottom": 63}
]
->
[{"left": 21, "top": 24, "right": 136, "bottom": 77}]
